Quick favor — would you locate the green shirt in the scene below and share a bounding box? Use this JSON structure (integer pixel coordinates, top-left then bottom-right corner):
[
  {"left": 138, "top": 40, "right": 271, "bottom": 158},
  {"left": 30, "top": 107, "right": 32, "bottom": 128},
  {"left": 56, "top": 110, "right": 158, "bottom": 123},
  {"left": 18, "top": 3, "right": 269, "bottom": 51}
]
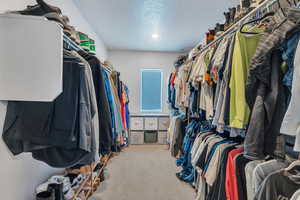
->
[{"left": 229, "top": 26, "right": 264, "bottom": 129}]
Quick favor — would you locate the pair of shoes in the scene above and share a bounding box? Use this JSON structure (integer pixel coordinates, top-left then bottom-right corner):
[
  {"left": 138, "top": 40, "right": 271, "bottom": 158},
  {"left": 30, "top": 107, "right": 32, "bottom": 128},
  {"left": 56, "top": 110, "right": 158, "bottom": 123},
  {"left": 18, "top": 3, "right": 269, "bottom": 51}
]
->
[
  {"left": 65, "top": 173, "right": 85, "bottom": 190},
  {"left": 43, "top": 12, "right": 79, "bottom": 43},
  {"left": 100, "top": 154, "right": 110, "bottom": 165},
  {"left": 12, "top": 0, "right": 61, "bottom": 16},
  {"left": 241, "top": 0, "right": 251, "bottom": 8},
  {"left": 67, "top": 164, "right": 93, "bottom": 175},
  {"left": 36, "top": 176, "right": 74, "bottom": 200},
  {"left": 36, "top": 190, "right": 55, "bottom": 200},
  {"left": 36, "top": 183, "right": 63, "bottom": 200}
]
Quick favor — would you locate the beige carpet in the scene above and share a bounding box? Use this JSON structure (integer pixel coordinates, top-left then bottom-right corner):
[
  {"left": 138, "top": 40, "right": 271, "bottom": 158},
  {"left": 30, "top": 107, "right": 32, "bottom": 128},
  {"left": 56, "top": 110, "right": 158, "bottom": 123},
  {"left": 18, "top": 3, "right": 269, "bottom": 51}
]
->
[{"left": 91, "top": 145, "right": 195, "bottom": 200}]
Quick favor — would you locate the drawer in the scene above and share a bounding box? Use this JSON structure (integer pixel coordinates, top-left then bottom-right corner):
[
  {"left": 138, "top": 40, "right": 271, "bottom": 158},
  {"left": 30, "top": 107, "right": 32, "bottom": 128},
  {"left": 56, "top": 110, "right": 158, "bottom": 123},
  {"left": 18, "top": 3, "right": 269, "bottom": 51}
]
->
[
  {"left": 145, "top": 117, "right": 158, "bottom": 130},
  {"left": 158, "top": 118, "right": 170, "bottom": 130},
  {"left": 130, "top": 131, "right": 144, "bottom": 144},
  {"left": 158, "top": 133, "right": 167, "bottom": 144},
  {"left": 130, "top": 117, "right": 144, "bottom": 130},
  {"left": 158, "top": 131, "right": 167, "bottom": 137}
]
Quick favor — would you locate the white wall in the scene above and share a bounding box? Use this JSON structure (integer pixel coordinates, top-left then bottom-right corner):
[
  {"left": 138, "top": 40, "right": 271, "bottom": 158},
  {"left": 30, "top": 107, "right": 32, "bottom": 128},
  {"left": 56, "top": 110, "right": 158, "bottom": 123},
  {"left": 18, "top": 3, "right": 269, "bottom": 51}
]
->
[
  {"left": 108, "top": 50, "right": 181, "bottom": 114},
  {"left": 0, "top": 0, "right": 108, "bottom": 60},
  {"left": 0, "top": 1, "right": 108, "bottom": 199}
]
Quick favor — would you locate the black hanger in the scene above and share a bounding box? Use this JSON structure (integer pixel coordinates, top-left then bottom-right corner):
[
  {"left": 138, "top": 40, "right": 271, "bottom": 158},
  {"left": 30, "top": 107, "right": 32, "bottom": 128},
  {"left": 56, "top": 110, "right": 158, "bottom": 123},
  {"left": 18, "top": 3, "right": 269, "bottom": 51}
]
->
[{"left": 240, "top": 12, "right": 275, "bottom": 34}]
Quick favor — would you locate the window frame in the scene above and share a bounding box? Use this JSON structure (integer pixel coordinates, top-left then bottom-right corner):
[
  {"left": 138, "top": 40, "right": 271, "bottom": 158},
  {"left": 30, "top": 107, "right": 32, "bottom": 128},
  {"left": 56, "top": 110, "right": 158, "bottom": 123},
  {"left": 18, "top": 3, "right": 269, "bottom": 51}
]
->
[{"left": 140, "top": 68, "right": 163, "bottom": 113}]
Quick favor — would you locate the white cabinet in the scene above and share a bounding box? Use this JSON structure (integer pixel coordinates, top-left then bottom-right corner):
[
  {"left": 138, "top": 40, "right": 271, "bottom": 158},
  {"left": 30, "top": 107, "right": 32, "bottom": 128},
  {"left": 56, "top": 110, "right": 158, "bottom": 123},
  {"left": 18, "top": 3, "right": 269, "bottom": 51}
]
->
[
  {"left": 158, "top": 118, "right": 170, "bottom": 130},
  {"left": 130, "top": 117, "right": 144, "bottom": 130},
  {"left": 130, "top": 115, "right": 169, "bottom": 145},
  {"left": 0, "top": 14, "right": 63, "bottom": 102},
  {"left": 144, "top": 118, "right": 158, "bottom": 130}
]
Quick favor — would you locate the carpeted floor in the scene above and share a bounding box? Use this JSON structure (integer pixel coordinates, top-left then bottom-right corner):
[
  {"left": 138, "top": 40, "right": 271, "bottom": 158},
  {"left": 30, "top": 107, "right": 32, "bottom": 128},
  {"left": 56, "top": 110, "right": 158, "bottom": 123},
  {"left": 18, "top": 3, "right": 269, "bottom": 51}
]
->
[{"left": 91, "top": 145, "right": 195, "bottom": 200}]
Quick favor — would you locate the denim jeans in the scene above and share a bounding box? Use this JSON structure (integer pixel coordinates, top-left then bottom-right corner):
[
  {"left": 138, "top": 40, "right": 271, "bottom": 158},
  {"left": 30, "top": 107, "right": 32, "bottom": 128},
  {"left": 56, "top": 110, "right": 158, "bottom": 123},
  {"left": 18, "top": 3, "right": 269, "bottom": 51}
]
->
[{"left": 176, "top": 119, "right": 213, "bottom": 183}]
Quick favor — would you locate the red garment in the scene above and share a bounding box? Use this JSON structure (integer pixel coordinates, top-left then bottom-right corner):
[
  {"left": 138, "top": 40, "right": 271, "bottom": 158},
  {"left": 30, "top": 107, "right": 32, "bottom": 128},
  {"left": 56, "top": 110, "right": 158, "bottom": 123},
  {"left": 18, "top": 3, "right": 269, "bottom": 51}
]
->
[
  {"left": 170, "top": 72, "right": 177, "bottom": 87},
  {"left": 225, "top": 148, "right": 243, "bottom": 200},
  {"left": 120, "top": 92, "right": 127, "bottom": 129}
]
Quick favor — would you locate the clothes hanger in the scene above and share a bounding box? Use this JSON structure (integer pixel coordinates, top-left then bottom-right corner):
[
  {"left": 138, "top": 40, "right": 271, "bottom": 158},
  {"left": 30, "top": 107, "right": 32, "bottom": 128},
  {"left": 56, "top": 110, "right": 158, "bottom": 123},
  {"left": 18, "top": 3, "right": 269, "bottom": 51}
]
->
[
  {"left": 240, "top": 11, "right": 275, "bottom": 34},
  {"left": 285, "top": 160, "right": 300, "bottom": 171}
]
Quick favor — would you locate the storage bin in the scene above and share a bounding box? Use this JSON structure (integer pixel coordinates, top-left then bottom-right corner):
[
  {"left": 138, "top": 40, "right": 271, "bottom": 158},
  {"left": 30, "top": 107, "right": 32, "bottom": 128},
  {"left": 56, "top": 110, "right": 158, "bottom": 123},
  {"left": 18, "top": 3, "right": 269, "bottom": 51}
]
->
[
  {"left": 130, "top": 117, "right": 144, "bottom": 130},
  {"left": 158, "top": 118, "right": 170, "bottom": 130},
  {"left": 130, "top": 131, "right": 144, "bottom": 144},
  {"left": 144, "top": 131, "right": 158, "bottom": 143},
  {"left": 158, "top": 131, "right": 167, "bottom": 144},
  {"left": 145, "top": 118, "right": 158, "bottom": 130}
]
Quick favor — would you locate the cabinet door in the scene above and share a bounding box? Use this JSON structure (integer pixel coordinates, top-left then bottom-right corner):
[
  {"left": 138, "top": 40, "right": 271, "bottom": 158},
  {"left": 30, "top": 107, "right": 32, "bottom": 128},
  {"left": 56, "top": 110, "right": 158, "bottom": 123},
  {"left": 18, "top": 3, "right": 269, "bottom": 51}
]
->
[
  {"left": 130, "top": 117, "right": 144, "bottom": 130},
  {"left": 145, "top": 118, "right": 158, "bottom": 130},
  {"left": 158, "top": 118, "right": 170, "bottom": 130},
  {"left": 158, "top": 131, "right": 167, "bottom": 144},
  {"left": 130, "top": 131, "right": 144, "bottom": 144}
]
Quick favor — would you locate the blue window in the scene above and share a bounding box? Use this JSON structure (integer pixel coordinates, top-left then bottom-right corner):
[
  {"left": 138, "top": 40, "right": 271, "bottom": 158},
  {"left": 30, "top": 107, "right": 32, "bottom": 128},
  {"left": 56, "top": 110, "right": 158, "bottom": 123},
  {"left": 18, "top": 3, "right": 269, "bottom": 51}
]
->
[{"left": 141, "top": 69, "right": 162, "bottom": 112}]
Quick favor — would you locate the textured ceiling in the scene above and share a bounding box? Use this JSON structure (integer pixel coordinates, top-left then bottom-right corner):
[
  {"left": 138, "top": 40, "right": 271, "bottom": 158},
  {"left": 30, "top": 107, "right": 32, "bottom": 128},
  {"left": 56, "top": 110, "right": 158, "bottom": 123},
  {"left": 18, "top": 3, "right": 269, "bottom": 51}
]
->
[{"left": 74, "top": 0, "right": 239, "bottom": 52}]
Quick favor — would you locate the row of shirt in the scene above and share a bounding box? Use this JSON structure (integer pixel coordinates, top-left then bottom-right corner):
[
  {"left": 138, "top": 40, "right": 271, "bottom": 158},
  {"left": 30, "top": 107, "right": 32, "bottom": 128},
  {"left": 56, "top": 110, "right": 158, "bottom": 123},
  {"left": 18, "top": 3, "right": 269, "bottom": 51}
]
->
[
  {"left": 169, "top": 2, "right": 300, "bottom": 200},
  {"left": 168, "top": 5, "right": 300, "bottom": 158},
  {"left": 1, "top": 49, "right": 130, "bottom": 168}
]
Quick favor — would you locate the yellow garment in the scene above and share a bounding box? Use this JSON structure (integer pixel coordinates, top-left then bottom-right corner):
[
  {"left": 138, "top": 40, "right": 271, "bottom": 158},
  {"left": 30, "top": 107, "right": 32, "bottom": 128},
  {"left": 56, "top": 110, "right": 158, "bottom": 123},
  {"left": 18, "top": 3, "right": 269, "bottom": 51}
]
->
[{"left": 229, "top": 26, "right": 264, "bottom": 129}]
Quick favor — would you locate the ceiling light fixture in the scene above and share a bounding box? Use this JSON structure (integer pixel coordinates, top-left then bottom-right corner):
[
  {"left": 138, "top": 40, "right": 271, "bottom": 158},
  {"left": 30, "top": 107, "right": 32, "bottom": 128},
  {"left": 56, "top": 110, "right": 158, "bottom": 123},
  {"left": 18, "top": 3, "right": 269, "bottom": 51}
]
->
[{"left": 152, "top": 33, "right": 159, "bottom": 39}]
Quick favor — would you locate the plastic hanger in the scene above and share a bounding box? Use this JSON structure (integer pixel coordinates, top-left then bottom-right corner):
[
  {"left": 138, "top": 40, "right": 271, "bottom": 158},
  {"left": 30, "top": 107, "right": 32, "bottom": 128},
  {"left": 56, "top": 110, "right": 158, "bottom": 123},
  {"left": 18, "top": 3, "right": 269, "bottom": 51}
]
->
[
  {"left": 240, "top": 12, "right": 275, "bottom": 34},
  {"left": 285, "top": 160, "right": 300, "bottom": 171}
]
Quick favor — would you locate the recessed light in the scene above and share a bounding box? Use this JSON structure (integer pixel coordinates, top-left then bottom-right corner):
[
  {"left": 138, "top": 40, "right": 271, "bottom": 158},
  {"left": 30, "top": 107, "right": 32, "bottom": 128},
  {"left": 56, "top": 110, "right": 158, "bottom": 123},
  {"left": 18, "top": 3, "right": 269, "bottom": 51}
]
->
[{"left": 152, "top": 33, "right": 159, "bottom": 39}]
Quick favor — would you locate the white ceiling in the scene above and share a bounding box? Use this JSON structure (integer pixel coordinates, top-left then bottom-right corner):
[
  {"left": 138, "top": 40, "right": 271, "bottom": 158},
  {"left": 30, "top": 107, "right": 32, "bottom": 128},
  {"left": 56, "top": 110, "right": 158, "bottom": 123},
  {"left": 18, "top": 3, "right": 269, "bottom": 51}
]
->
[{"left": 74, "top": 0, "right": 239, "bottom": 52}]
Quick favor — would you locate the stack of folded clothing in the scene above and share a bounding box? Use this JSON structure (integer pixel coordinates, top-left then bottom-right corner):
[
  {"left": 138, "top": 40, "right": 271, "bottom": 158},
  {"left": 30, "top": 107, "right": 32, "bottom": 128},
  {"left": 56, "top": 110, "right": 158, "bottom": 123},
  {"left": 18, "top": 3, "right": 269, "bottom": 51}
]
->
[
  {"left": 36, "top": 175, "right": 74, "bottom": 200},
  {"left": 78, "top": 32, "right": 96, "bottom": 55}
]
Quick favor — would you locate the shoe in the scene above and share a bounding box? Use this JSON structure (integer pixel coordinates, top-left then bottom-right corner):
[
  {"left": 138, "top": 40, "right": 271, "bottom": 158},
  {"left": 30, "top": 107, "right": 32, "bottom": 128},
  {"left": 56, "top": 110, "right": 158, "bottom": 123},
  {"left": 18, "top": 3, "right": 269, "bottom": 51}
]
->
[
  {"left": 44, "top": 12, "right": 65, "bottom": 28},
  {"left": 229, "top": 7, "right": 236, "bottom": 24},
  {"left": 93, "top": 163, "right": 104, "bottom": 172},
  {"left": 36, "top": 0, "right": 62, "bottom": 14},
  {"left": 48, "top": 183, "right": 64, "bottom": 200},
  {"left": 224, "top": 11, "right": 231, "bottom": 28},
  {"left": 234, "top": 5, "right": 242, "bottom": 22},
  {"left": 99, "top": 171, "right": 105, "bottom": 182},
  {"left": 241, "top": 0, "right": 251, "bottom": 8},
  {"left": 215, "top": 23, "right": 225, "bottom": 32},
  {"left": 36, "top": 176, "right": 74, "bottom": 200},
  {"left": 36, "top": 191, "right": 55, "bottom": 200},
  {"left": 62, "top": 15, "right": 70, "bottom": 24},
  {"left": 100, "top": 155, "right": 110, "bottom": 165},
  {"left": 70, "top": 174, "right": 85, "bottom": 190},
  {"left": 10, "top": 4, "right": 46, "bottom": 16}
]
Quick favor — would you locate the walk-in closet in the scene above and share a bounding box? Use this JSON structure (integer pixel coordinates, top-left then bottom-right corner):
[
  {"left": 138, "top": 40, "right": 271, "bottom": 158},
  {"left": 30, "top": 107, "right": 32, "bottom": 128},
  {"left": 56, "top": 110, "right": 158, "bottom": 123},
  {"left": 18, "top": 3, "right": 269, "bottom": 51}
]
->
[{"left": 1, "top": 0, "right": 300, "bottom": 200}]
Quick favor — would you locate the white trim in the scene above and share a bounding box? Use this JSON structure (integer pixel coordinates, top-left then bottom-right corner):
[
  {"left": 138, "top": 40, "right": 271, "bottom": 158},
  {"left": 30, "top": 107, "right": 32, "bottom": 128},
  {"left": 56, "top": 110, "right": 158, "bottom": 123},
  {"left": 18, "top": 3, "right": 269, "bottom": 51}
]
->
[{"left": 140, "top": 68, "right": 163, "bottom": 113}]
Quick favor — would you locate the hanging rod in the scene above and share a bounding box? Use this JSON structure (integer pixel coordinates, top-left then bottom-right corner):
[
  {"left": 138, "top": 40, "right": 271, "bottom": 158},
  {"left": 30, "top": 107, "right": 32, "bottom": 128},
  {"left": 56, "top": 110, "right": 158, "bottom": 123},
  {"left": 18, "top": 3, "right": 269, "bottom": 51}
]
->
[{"left": 189, "top": 0, "right": 278, "bottom": 57}]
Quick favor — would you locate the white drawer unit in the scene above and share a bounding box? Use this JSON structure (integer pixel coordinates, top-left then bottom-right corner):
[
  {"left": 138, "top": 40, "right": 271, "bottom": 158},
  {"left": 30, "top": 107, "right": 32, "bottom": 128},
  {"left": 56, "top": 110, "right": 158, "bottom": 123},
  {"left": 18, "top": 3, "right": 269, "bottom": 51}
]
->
[
  {"left": 130, "top": 117, "right": 144, "bottom": 130},
  {"left": 130, "top": 114, "right": 169, "bottom": 145},
  {"left": 158, "top": 118, "right": 170, "bottom": 130},
  {"left": 130, "top": 131, "right": 144, "bottom": 144},
  {"left": 144, "top": 117, "right": 158, "bottom": 130},
  {"left": 158, "top": 131, "right": 168, "bottom": 144}
]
